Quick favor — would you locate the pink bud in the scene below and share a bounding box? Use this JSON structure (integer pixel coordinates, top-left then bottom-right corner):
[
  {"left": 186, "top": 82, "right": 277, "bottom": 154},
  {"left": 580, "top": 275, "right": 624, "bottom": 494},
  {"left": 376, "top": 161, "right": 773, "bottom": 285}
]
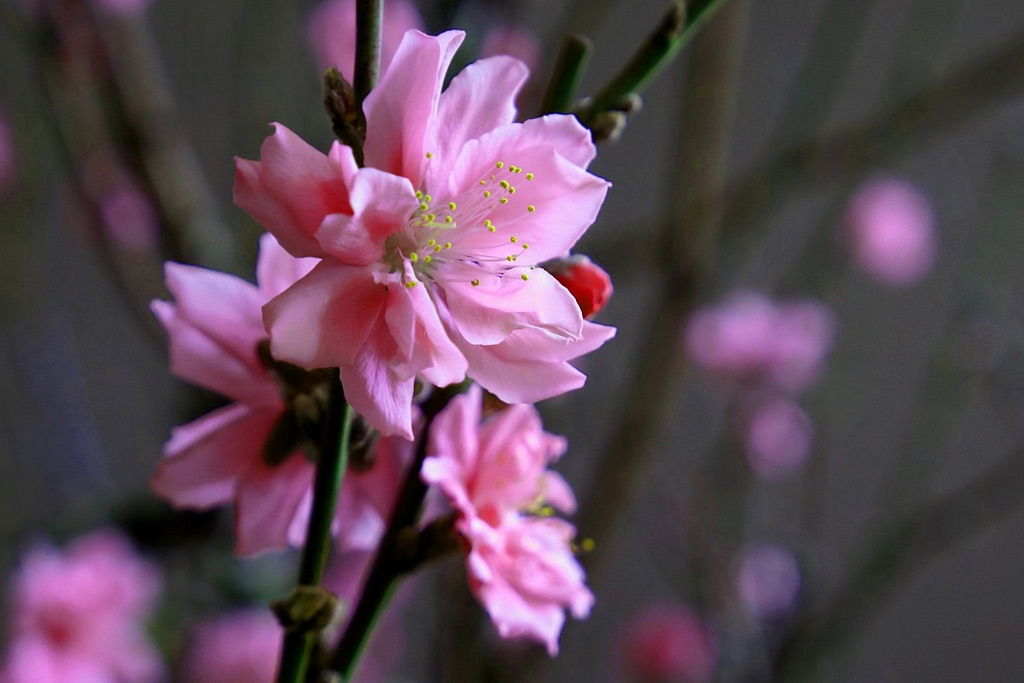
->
[
  {"left": 0, "top": 109, "right": 16, "bottom": 199},
  {"left": 546, "top": 255, "right": 614, "bottom": 319},
  {"left": 745, "top": 398, "right": 813, "bottom": 480},
  {"left": 619, "top": 603, "right": 716, "bottom": 682},
  {"left": 99, "top": 186, "right": 160, "bottom": 252},
  {"left": 845, "top": 178, "right": 936, "bottom": 286}
]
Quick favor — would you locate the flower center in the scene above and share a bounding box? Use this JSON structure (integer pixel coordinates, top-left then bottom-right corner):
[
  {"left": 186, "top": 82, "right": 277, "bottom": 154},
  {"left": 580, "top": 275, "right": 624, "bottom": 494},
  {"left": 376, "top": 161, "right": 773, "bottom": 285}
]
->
[{"left": 387, "top": 158, "right": 540, "bottom": 289}]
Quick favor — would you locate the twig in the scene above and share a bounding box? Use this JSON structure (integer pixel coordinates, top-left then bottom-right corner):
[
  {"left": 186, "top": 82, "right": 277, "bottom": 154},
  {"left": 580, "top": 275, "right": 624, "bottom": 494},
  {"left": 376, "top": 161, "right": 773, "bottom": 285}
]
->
[
  {"left": 353, "top": 0, "right": 383, "bottom": 106},
  {"left": 539, "top": 34, "right": 592, "bottom": 115},
  {"left": 276, "top": 381, "right": 354, "bottom": 683}
]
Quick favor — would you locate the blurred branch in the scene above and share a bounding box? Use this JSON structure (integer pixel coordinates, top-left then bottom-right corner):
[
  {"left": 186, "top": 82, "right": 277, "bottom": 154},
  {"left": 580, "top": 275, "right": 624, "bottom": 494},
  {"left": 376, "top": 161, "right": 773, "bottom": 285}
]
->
[
  {"left": 577, "top": 0, "right": 750, "bottom": 584},
  {"left": 720, "top": 28, "right": 1024, "bottom": 236},
  {"left": 589, "top": 28, "right": 1024, "bottom": 269},
  {"left": 353, "top": 0, "right": 382, "bottom": 105},
  {"left": 775, "top": 447, "right": 1024, "bottom": 682},
  {"left": 539, "top": 34, "right": 592, "bottom": 115}
]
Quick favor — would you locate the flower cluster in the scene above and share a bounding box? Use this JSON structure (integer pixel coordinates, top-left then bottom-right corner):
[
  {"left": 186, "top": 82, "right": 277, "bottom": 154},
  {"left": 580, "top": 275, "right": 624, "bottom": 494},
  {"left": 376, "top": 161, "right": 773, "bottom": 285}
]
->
[
  {"left": 0, "top": 531, "right": 163, "bottom": 683},
  {"left": 422, "top": 385, "right": 593, "bottom": 654},
  {"left": 686, "top": 291, "right": 836, "bottom": 479},
  {"left": 150, "top": 27, "right": 612, "bottom": 659}
]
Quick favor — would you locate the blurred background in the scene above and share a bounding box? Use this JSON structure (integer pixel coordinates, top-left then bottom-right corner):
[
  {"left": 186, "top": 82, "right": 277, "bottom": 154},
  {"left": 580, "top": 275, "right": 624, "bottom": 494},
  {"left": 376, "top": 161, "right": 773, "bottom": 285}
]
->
[{"left": 2, "top": 0, "right": 1024, "bottom": 680}]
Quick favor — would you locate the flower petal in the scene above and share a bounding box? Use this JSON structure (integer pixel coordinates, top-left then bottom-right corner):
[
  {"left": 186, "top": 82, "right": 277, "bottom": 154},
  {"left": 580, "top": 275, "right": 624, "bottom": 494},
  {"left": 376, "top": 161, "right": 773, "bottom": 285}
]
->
[
  {"left": 362, "top": 30, "right": 464, "bottom": 185},
  {"left": 151, "top": 403, "right": 279, "bottom": 509},
  {"left": 255, "top": 233, "right": 319, "bottom": 300},
  {"left": 263, "top": 261, "right": 386, "bottom": 370},
  {"left": 442, "top": 265, "right": 583, "bottom": 345},
  {"left": 339, "top": 319, "right": 415, "bottom": 439},
  {"left": 234, "top": 125, "right": 355, "bottom": 258},
  {"left": 234, "top": 454, "right": 314, "bottom": 556},
  {"left": 426, "top": 55, "right": 528, "bottom": 188},
  {"left": 315, "top": 168, "right": 418, "bottom": 265}
]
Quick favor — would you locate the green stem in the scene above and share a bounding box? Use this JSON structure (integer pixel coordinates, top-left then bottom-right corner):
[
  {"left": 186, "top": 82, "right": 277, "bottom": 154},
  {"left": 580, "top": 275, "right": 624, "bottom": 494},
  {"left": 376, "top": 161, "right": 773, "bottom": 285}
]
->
[
  {"left": 353, "top": 0, "right": 383, "bottom": 105},
  {"left": 580, "top": 0, "right": 733, "bottom": 125},
  {"left": 329, "top": 383, "right": 467, "bottom": 679},
  {"left": 276, "top": 379, "right": 354, "bottom": 683},
  {"left": 540, "top": 34, "right": 593, "bottom": 115}
]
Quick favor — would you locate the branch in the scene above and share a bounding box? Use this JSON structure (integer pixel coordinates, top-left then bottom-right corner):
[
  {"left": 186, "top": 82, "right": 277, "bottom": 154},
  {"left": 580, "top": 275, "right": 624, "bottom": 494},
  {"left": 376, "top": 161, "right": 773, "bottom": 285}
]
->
[{"left": 775, "top": 448, "right": 1024, "bottom": 681}]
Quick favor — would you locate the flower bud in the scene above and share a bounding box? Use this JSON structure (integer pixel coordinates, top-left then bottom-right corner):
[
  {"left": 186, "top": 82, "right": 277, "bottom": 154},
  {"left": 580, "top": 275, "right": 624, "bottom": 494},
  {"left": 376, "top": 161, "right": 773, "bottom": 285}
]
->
[{"left": 544, "top": 254, "right": 613, "bottom": 319}]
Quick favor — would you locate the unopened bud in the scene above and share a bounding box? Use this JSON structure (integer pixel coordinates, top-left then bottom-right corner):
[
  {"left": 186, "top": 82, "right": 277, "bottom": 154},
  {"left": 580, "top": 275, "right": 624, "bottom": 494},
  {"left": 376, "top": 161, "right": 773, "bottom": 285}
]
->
[
  {"left": 323, "top": 67, "right": 365, "bottom": 162},
  {"left": 543, "top": 254, "right": 613, "bottom": 319},
  {"left": 589, "top": 110, "right": 627, "bottom": 144},
  {"left": 270, "top": 586, "right": 339, "bottom": 633}
]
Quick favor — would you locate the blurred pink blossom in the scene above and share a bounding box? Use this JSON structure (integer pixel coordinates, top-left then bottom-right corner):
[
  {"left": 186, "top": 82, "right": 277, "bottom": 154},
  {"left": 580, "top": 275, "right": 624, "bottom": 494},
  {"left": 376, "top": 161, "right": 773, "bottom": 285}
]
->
[
  {"left": 421, "top": 384, "right": 592, "bottom": 654},
  {"left": 306, "top": 0, "right": 423, "bottom": 81},
  {"left": 745, "top": 398, "right": 813, "bottom": 480},
  {"left": 182, "top": 609, "right": 280, "bottom": 683},
  {"left": 685, "top": 291, "right": 836, "bottom": 394},
  {"left": 151, "top": 233, "right": 410, "bottom": 556},
  {"left": 238, "top": 30, "right": 613, "bottom": 439},
  {"left": 0, "top": 530, "right": 163, "bottom": 683},
  {"left": 845, "top": 178, "right": 936, "bottom": 286},
  {"left": 99, "top": 186, "right": 160, "bottom": 252},
  {"left": 619, "top": 602, "right": 716, "bottom": 682},
  {"left": 737, "top": 544, "right": 802, "bottom": 619},
  {"left": 481, "top": 25, "right": 541, "bottom": 75}
]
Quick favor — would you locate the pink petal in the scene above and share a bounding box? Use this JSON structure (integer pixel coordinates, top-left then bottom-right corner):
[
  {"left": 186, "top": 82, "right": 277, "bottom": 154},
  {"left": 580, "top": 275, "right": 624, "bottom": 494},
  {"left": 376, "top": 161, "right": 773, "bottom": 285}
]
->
[
  {"left": 234, "top": 454, "right": 315, "bottom": 556},
  {"left": 442, "top": 266, "right": 583, "bottom": 345},
  {"left": 426, "top": 384, "right": 482, "bottom": 472},
  {"left": 362, "top": 30, "right": 464, "bottom": 185},
  {"left": 315, "top": 167, "right": 418, "bottom": 265},
  {"left": 456, "top": 322, "right": 615, "bottom": 404},
  {"left": 443, "top": 116, "right": 608, "bottom": 263},
  {"left": 384, "top": 267, "right": 467, "bottom": 386},
  {"left": 151, "top": 403, "right": 279, "bottom": 508},
  {"left": 339, "top": 319, "right": 416, "bottom": 439},
  {"left": 256, "top": 233, "right": 319, "bottom": 300},
  {"left": 263, "top": 261, "right": 386, "bottom": 370},
  {"left": 234, "top": 124, "right": 355, "bottom": 258},
  {"left": 426, "top": 55, "right": 528, "bottom": 188}
]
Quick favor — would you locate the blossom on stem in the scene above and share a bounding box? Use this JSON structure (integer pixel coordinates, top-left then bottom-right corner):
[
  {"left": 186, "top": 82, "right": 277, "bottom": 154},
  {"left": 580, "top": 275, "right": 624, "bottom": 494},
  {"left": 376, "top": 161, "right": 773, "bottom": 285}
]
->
[
  {"left": 844, "top": 178, "right": 936, "bottom": 286},
  {"left": 306, "top": 0, "right": 423, "bottom": 81},
  {"left": 150, "top": 233, "right": 410, "bottom": 556},
  {"left": 421, "top": 385, "right": 592, "bottom": 655},
  {"left": 0, "top": 530, "right": 163, "bottom": 683},
  {"left": 236, "top": 29, "right": 614, "bottom": 440},
  {"left": 685, "top": 291, "right": 836, "bottom": 394}
]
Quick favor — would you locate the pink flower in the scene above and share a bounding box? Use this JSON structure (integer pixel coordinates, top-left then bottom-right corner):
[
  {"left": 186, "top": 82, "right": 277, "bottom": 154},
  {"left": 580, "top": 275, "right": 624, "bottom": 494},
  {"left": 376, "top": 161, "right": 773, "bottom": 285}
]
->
[
  {"left": 618, "top": 603, "right": 716, "bottom": 683},
  {"left": 421, "top": 385, "right": 592, "bottom": 654},
  {"left": 685, "top": 292, "right": 835, "bottom": 394},
  {"left": 151, "top": 233, "right": 410, "bottom": 556},
  {"left": 236, "top": 30, "right": 613, "bottom": 439},
  {"left": 0, "top": 530, "right": 163, "bottom": 683},
  {"left": 845, "top": 178, "right": 936, "bottom": 286},
  {"left": 183, "top": 610, "right": 281, "bottom": 683},
  {"left": 544, "top": 254, "right": 613, "bottom": 319},
  {"left": 736, "top": 544, "right": 802, "bottom": 619},
  {"left": 744, "top": 398, "right": 813, "bottom": 480},
  {"left": 306, "top": 0, "right": 423, "bottom": 82}
]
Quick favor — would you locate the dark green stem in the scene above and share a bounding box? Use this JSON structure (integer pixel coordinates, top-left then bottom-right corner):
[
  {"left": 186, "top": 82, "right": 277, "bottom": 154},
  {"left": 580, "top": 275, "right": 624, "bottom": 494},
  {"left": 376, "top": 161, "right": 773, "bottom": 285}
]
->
[
  {"left": 276, "top": 378, "right": 354, "bottom": 683},
  {"left": 329, "top": 383, "right": 467, "bottom": 679},
  {"left": 540, "top": 34, "right": 593, "bottom": 115},
  {"left": 353, "top": 0, "right": 383, "bottom": 105},
  {"left": 580, "top": 0, "right": 733, "bottom": 126}
]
